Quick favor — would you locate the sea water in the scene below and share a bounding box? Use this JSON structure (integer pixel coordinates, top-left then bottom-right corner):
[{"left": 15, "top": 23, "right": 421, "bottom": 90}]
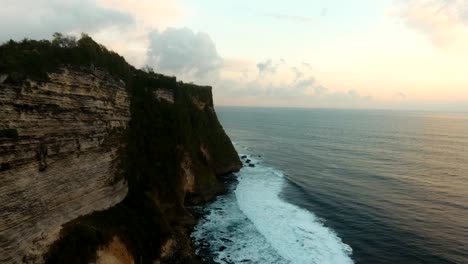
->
[{"left": 193, "top": 108, "right": 468, "bottom": 264}]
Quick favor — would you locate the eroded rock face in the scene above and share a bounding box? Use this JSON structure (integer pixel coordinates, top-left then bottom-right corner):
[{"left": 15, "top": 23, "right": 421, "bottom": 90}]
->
[
  {"left": 181, "top": 152, "right": 195, "bottom": 194},
  {"left": 0, "top": 67, "right": 130, "bottom": 263},
  {"left": 96, "top": 237, "right": 134, "bottom": 264},
  {"left": 0, "top": 63, "right": 243, "bottom": 263},
  {"left": 0, "top": 74, "right": 7, "bottom": 84},
  {"left": 153, "top": 88, "right": 174, "bottom": 103}
]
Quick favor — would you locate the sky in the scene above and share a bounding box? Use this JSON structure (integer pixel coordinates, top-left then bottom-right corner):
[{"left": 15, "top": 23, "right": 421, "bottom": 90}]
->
[{"left": 1, "top": 0, "right": 468, "bottom": 111}]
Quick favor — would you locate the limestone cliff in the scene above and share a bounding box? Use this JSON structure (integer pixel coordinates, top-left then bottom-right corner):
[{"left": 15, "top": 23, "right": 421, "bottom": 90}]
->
[
  {"left": 0, "top": 66, "right": 129, "bottom": 263},
  {"left": 0, "top": 35, "right": 241, "bottom": 263}
]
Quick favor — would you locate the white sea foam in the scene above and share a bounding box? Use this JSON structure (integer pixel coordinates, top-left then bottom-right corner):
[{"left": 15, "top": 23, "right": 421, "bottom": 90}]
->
[
  {"left": 235, "top": 155, "right": 354, "bottom": 264},
  {"left": 192, "top": 187, "right": 288, "bottom": 263},
  {"left": 193, "top": 152, "right": 353, "bottom": 264}
]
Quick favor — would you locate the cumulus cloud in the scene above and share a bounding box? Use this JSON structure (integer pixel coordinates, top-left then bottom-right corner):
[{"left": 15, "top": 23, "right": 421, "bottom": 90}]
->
[
  {"left": 0, "top": 0, "right": 134, "bottom": 42},
  {"left": 392, "top": 0, "right": 468, "bottom": 50},
  {"left": 146, "top": 28, "right": 223, "bottom": 83}
]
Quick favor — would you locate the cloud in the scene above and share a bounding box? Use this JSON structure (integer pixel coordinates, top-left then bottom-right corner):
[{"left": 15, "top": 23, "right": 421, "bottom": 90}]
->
[
  {"left": 97, "top": 0, "right": 185, "bottom": 28},
  {"left": 257, "top": 59, "right": 277, "bottom": 77},
  {"left": 0, "top": 1, "right": 373, "bottom": 108},
  {"left": 291, "top": 67, "right": 304, "bottom": 82},
  {"left": 301, "top": 62, "right": 313, "bottom": 69},
  {"left": 0, "top": 0, "right": 187, "bottom": 68},
  {"left": 0, "top": 0, "right": 134, "bottom": 42},
  {"left": 265, "top": 13, "right": 314, "bottom": 23},
  {"left": 323, "top": 90, "right": 372, "bottom": 105},
  {"left": 91, "top": 27, "right": 150, "bottom": 67},
  {"left": 392, "top": 0, "right": 468, "bottom": 51},
  {"left": 146, "top": 28, "right": 223, "bottom": 83},
  {"left": 321, "top": 8, "right": 328, "bottom": 17},
  {"left": 214, "top": 57, "right": 371, "bottom": 108},
  {"left": 217, "top": 59, "right": 324, "bottom": 100},
  {"left": 397, "top": 92, "right": 407, "bottom": 99},
  {"left": 348, "top": 89, "right": 360, "bottom": 99}
]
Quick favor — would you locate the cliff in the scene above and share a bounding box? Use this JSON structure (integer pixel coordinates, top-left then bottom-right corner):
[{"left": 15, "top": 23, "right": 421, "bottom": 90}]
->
[{"left": 0, "top": 35, "right": 241, "bottom": 263}]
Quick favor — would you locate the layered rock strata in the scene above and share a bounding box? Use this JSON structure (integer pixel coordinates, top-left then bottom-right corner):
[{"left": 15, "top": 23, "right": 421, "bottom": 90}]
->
[{"left": 0, "top": 67, "right": 130, "bottom": 263}]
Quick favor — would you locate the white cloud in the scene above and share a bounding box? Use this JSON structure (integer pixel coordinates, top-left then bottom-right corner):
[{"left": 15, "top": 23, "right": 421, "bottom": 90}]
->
[
  {"left": 146, "top": 28, "right": 223, "bottom": 83},
  {"left": 0, "top": 0, "right": 187, "bottom": 68},
  {"left": 392, "top": 0, "right": 468, "bottom": 51},
  {"left": 90, "top": 0, "right": 187, "bottom": 67},
  {"left": 0, "top": 0, "right": 375, "bottom": 108},
  {"left": 213, "top": 58, "right": 371, "bottom": 108},
  {"left": 92, "top": 27, "right": 150, "bottom": 67},
  {"left": 0, "top": 0, "right": 134, "bottom": 42},
  {"left": 257, "top": 59, "right": 283, "bottom": 77}
]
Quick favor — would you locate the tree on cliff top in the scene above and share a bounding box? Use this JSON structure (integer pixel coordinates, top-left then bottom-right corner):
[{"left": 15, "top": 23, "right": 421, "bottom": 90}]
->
[
  {"left": 52, "top": 32, "right": 77, "bottom": 48},
  {"left": 0, "top": 33, "right": 179, "bottom": 88},
  {"left": 0, "top": 33, "right": 132, "bottom": 81}
]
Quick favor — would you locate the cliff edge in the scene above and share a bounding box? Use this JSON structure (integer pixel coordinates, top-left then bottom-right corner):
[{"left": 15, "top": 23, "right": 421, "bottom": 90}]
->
[{"left": 0, "top": 34, "right": 241, "bottom": 263}]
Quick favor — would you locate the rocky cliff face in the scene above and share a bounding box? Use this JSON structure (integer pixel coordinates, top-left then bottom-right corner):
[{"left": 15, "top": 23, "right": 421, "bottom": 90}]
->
[
  {"left": 0, "top": 58, "right": 241, "bottom": 263},
  {"left": 0, "top": 67, "right": 130, "bottom": 263}
]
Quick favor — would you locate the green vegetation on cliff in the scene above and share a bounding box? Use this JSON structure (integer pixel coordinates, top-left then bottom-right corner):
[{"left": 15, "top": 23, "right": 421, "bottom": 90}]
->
[
  {"left": 0, "top": 33, "right": 175, "bottom": 86},
  {"left": 0, "top": 34, "right": 241, "bottom": 263}
]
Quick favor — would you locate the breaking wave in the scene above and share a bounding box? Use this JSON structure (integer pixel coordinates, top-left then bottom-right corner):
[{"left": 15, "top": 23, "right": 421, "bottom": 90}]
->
[{"left": 193, "top": 153, "right": 353, "bottom": 264}]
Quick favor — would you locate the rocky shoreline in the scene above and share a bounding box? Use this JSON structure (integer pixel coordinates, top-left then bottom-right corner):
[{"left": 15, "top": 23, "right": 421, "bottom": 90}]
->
[
  {"left": 161, "top": 172, "right": 240, "bottom": 264},
  {"left": 189, "top": 172, "right": 241, "bottom": 264}
]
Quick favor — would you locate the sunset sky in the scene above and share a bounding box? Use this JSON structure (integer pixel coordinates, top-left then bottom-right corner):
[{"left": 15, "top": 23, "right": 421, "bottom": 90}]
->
[{"left": 1, "top": 0, "right": 468, "bottom": 110}]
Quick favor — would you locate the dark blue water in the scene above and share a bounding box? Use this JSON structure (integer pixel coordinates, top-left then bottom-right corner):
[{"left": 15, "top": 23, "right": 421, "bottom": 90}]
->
[
  {"left": 207, "top": 107, "right": 468, "bottom": 264},
  {"left": 195, "top": 108, "right": 468, "bottom": 264}
]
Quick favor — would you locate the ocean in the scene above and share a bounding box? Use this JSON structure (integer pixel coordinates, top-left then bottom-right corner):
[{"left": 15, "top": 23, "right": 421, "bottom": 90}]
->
[{"left": 192, "top": 107, "right": 468, "bottom": 264}]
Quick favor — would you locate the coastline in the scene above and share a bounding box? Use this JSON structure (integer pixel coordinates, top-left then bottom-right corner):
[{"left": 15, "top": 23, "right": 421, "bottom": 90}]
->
[
  {"left": 161, "top": 171, "right": 240, "bottom": 263},
  {"left": 191, "top": 150, "right": 355, "bottom": 264}
]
